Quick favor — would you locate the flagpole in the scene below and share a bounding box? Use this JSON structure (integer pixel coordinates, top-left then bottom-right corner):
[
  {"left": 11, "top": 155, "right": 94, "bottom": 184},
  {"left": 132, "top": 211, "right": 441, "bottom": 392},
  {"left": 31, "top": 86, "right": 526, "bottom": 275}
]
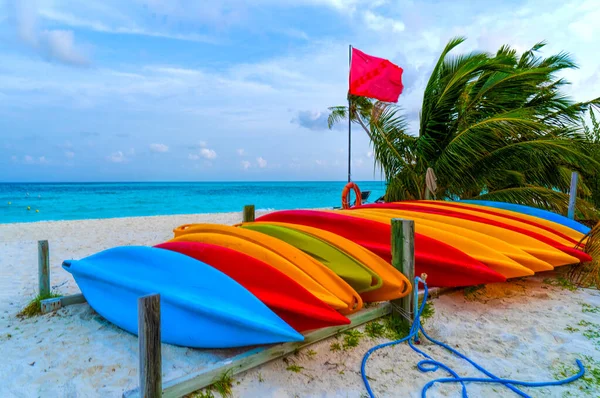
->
[{"left": 348, "top": 44, "right": 352, "bottom": 183}]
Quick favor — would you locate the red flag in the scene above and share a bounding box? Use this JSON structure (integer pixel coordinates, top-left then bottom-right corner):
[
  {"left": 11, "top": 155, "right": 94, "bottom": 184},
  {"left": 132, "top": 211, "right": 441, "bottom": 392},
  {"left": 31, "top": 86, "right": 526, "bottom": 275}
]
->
[{"left": 349, "top": 48, "right": 404, "bottom": 102}]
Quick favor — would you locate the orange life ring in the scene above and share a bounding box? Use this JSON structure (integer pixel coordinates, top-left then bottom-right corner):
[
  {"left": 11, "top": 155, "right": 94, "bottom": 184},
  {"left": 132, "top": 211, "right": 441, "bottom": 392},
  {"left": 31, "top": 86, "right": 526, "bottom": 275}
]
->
[{"left": 342, "top": 182, "right": 362, "bottom": 209}]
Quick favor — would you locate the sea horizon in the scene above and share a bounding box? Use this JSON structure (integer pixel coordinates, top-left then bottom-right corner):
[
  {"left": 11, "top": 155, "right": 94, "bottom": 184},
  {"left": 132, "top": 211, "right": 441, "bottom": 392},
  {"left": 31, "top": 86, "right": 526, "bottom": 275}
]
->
[
  {"left": 0, "top": 181, "right": 387, "bottom": 224},
  {"left": 0, "top": 180, "right": 385, "bottom": 184}
]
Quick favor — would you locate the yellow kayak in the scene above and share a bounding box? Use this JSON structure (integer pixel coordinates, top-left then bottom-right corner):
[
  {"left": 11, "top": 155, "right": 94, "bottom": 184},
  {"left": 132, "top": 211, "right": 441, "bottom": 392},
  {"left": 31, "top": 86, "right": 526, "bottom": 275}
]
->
[
  {"left": 248, "top": 221, "right": 412, "bottom": 302},
  {"left": 172, "top": 224, "right": 361, "bottom": 313},
  {"left": 408, "top": 201, "right": 577, "bottom": 247},
  {"left": 351, "top": 208, "right": 579, "bottom": 267},
  {"left": 422, "top": 201, "right": 586, "bottom": 244},
  {"left": 338, "top": 210, "right": 534, "bottom": 278},
  {"left": 352, "top": 208, "right": 553, "bottom": 273}
]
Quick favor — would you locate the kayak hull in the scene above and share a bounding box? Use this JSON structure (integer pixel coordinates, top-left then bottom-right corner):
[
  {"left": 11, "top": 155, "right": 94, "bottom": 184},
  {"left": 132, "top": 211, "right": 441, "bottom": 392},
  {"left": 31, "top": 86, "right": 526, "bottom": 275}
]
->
[
  {"left": 354, "top": 203, "right": 589, "bottom": 265},
  {"left": 249, "top": 221, "right": 412, "bottom": 302},
  {"left": 155, "top": 241, "right": 350, "bottom": 332},
  {"left": 63, "top": 246, "right": 303, "bottom": 348},
  {"left": 173, "top": 224, "right": 362, "bottom": 314},
  {"left": 342, "top": 209, "right": 534, "bottom": 278},
  {"left": 461, "top": 200, "right": 591, "bottom": 235},
  {"left": 409, "top": 201, "right": 580, "bottom": 246},
  {"left": 349, "top": 208, "right": 553, "bottom": 273},
  {"left": 414, "top": 200, "right": 583, "bottom": 244},
  {"left": 256, "top": 210, "right": 506, "bottom": 287},
  {"left": 241, "top": 223, "right": 382, "bottom": 293}
]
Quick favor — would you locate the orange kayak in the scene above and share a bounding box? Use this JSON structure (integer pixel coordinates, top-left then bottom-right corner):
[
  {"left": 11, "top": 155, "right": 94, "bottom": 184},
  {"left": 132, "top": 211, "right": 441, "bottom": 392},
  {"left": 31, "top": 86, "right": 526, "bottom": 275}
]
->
[
  {"left": 339, "top": 209, "right": 534, "bottom": 278},
  {"left": 407, "top": 201, "right": 579, "bottom": 247},
  {"left": 415, "top": 200, "right": 586, "bottom": 244},
  {"left": 351, "top": 206, "right": 581, "bottom": 267},
  {"left": 172, "top": 223, "right": 362, "bottom": 314},
  {"left": 346, "top": 208, "right": 553, "bottom": 272}
]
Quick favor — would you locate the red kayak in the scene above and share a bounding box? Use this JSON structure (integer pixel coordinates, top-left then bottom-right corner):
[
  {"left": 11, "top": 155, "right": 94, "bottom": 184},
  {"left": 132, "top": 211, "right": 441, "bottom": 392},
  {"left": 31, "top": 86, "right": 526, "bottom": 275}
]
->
[
  {"left": 155, "top": 241, "right": 350, "bottom": 332},
  {"left": 354, "top": 203, "right": 592, "bottom": 263},
  {"left": 408, "top": 200, "right": 580, "bottom": 246},
  {"left": 255, "top": 210, "right": 506, "bottom": 287}
]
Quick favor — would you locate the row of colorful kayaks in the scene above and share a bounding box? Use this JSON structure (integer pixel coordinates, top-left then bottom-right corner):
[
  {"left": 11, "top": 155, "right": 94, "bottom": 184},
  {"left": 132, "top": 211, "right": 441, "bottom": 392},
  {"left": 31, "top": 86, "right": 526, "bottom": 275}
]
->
[{"left": 62, "top": 200, "right": 592, "bottom": 349}]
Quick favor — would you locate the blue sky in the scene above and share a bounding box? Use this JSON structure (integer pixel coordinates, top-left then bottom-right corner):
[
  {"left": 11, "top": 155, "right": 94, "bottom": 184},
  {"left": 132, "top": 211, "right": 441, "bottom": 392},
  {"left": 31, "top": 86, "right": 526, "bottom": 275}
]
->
[{"left": 1, "top": 0, "right": 599, "bottom": 182}]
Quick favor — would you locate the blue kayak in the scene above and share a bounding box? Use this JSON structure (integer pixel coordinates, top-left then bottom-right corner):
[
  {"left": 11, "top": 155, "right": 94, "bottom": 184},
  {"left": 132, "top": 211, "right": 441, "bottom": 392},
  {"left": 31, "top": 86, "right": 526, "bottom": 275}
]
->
[
  {"left": 461, "top": 200, "right": 591, "bottom": 235},
  {"left": 63, "top": 246, "right": 303, "bottom": 348}
]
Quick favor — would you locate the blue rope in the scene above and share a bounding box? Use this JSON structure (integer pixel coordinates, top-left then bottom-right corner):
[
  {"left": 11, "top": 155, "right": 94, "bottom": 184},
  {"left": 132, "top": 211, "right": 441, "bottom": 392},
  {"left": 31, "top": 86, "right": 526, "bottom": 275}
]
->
[{"left": 361, "top": 277, "right": 585, "bottom": 397}]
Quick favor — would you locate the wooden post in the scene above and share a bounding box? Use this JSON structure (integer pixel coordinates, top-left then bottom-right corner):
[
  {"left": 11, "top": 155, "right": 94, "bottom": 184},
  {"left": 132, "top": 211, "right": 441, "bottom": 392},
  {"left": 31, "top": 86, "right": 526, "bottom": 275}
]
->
[
  {"left": 390, "top": 219, "right": 415, "bottom": 328},
  {"left": 243, "top": 205, "right": 255, "bottom": 223},
  {"left": 568, "top": 171, "right": 578, "bottom": 219},
  {"left": 138, "top": 294, "right": 162, "bottom": 398},
  {"left": 38, "top": 240, "right": 50, "bottom": 297},
  {"left": 424, "top": 188, "right": 432, "bottom": 200},
  {"left": 123, "top": 286, "right": 457, "bottom": 398}
]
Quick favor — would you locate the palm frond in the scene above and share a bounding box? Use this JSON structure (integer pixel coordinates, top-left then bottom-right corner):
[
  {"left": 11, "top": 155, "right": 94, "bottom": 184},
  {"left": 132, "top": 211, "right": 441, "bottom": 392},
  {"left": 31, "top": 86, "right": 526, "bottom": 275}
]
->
[{"left": 327, "top": 37, "right": 599, "bottom": 222}]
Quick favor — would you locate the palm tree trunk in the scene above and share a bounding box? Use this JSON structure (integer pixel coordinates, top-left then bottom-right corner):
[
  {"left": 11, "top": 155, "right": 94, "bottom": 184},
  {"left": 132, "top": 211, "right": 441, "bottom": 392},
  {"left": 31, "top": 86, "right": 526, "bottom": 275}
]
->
[{"left": 355, "top": 114, "right": 373, "bottom": 139}]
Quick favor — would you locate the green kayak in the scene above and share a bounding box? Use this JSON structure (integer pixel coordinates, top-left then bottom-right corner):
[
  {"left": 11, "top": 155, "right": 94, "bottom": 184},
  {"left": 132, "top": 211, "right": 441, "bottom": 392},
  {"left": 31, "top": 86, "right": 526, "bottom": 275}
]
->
[{"left": 242, "top": 223, "right": 382, "bottom": 293}]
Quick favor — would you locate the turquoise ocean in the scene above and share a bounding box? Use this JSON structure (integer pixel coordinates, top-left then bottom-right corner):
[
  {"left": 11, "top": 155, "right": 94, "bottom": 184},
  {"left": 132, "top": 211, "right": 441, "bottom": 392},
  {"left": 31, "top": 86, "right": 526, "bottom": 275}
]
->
[{"left": 0, "top": 181, "right": 387, "bottom": 224}]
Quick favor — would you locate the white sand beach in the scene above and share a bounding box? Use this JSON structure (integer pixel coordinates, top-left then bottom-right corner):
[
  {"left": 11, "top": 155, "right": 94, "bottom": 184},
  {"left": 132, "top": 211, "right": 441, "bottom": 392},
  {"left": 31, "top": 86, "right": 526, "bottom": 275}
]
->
[{"left": 1, "top": 213, "right": 599, "bottom": 397}]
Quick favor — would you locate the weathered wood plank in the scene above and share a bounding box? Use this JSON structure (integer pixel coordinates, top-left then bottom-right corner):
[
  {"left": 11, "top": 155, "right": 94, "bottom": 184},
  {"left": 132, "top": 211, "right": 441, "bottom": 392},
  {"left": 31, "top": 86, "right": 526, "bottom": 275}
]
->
[
  {"left": 40, "top": 293, "right": 87, "bottom": 314},
  {"left": 62, "top": 293, "right": 87, "bottom": 306},
  {"left": 390, "top": 219, "right": 415, "bottom": 328},
  {"left": 38, "top": 240, "right": 50, "bottom": 297},
  {"left": 139, "top": 294, "right": 162, "bottom": 398},
  {"left": 123, "top": 303, "right": 391, "bottom": 398},
  {"left": 243, "top": 205, "right": 255, "bottom": 223},
  {"left": 123, "top": 286, "right": 449, "bottom": 398}
]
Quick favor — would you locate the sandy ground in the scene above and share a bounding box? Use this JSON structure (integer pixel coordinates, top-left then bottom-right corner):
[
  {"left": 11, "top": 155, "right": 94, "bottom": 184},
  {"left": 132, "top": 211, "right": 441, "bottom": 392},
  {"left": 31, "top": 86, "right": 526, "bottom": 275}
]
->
[{"left": 1, "top": 213, "right": 599, "bottom": 397}]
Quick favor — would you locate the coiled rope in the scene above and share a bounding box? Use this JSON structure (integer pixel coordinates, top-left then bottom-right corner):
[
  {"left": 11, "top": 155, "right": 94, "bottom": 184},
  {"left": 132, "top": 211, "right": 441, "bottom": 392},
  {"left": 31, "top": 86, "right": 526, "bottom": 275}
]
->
[{"left": 361, "top": 277, "right": 585, "bottom": 397}]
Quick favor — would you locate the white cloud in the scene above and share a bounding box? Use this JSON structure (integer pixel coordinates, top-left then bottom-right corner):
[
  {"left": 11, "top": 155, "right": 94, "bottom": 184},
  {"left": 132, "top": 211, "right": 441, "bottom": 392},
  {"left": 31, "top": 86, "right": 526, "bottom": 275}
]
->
[
  {"left": 188, "top": 141, "right": 208, "bottom": 150},
  {"left": 237, "top": 148, "right": 245, "bottom": 156},
  {"left": 41, "top": 30, "right": 89, "bottom": 66},
  {"left": 200, "top": 148, "right": 217, "bottom": 159},
  {"left": 149, "top": 143, "right": 169, "bottom": 153},
  {"left": 241, "top": 160, "right": 251, "bottom": 170},
  {"left": 65, "top": 151, "right": 75, "bottom": 158},
  {"left": 363, "top": 10, "right": 405, "bottom": 33},
  {"left": 21, "top": 154, "right": 48, "bottom": 164},
  {"left": 15, "top": 1, "right": 37, "bottom": 45},
  {"left": 10, "top": 155, "right": 17, "bottom": 162},
  {"left": 128, "top": 148, "right": 136, "bottom": 155},
  {"left": 257, "top": 156, "right": 268, "bottom": 168},
  {"left": 36, "top": 8, "right": 218, "bottom": 44},
  {"left": 366, "top": 151, "right": 373, "bottom": 158},
  {"left": 188, "top": 145, "right": 217, "bottom": 160},
  {"left": 14, "top": 2, "right": 90, "bottom": 66},
  {"left": 291, "top": 110, "right": 335, "bottom": 131},
  {"left": 107, "top": 151, "right": 127, "bottom": 163},
  {"left": 315, "top": 159, "right": 327, "bottom": 166}
]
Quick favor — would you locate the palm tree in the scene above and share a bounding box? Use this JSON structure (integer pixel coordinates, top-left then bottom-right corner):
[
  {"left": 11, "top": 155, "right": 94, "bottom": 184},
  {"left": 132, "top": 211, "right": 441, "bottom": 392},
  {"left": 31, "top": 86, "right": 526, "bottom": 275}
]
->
[
  {"left": 329, "top": 37, "right": 600, "bottom": 219},
  {"left": 581, "top": 108, "right": 600, "bottom": 211},
  {"left": 327, "top": 95, "right": 377, "bottom": 139}
]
